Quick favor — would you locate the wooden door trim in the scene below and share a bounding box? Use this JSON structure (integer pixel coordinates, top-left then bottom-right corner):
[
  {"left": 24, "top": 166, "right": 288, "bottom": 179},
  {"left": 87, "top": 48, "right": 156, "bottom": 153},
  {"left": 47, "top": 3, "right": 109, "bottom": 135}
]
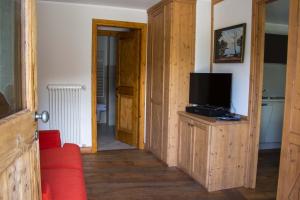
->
[
  {"left": 244, "top": 0, "right": 266, "bottom": 188},
  {"left": 91, "top": 19, "right": 147, "bottom": 153}
]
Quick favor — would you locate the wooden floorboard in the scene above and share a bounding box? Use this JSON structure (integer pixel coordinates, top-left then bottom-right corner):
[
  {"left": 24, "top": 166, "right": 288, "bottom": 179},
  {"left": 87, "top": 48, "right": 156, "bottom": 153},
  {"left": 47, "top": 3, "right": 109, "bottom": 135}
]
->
[{"left": 83, "top": 149, "right": 279, "bottom": 200}]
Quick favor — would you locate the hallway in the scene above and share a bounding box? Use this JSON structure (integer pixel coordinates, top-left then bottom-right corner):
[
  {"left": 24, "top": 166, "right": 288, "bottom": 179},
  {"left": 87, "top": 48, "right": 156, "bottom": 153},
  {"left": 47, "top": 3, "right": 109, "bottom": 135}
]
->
[{"left": 83, "top": 150, "right": 279, "bottom": 200}]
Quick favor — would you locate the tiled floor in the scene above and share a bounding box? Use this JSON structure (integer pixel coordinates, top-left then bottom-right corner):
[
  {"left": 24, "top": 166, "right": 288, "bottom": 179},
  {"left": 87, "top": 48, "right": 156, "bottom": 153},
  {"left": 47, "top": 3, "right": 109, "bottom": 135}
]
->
[{"left": 98, "top": 124, "right": 135, "bottom": 151}]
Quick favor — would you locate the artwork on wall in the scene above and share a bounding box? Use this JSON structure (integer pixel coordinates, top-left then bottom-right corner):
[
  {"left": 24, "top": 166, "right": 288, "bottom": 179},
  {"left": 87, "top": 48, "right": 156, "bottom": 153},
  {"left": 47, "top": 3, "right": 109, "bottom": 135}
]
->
[{"left": 214, "top": 23, "right": 246, "bottom": 63}]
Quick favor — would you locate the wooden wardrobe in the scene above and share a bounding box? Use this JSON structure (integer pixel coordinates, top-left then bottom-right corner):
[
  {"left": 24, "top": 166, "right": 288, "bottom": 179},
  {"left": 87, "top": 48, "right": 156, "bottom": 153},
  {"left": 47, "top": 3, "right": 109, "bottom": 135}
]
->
[{"left": 146, "top": 0, "right": 196, "bottom": 166}]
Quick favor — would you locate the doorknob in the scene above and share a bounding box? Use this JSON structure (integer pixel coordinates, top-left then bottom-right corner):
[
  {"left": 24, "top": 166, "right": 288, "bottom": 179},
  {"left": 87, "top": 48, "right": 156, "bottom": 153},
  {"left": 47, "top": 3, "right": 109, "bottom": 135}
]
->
[{"left": 35, "top": 111, "right": 50, "bottom": 123}]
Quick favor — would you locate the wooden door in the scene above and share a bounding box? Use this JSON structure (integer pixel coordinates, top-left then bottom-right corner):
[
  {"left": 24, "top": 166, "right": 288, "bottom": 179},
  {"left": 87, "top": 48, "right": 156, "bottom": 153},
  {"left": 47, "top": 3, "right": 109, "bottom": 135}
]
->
[
  {"left": 178, "top": 116, "right": 193, "bottom": 173},
  {"left": 116, "top": 30, "right": 140, "bottom": 147},
  {"left": 147, "top": 8, "right": 166, "bottom": 158},
  {"left": 277, "top": 0, "right": 300, "bottom": 199},
  {"left": 191, "top": 122, "right": 209, "bottom": 187},
  {"left": 0, "top": 0, "right": 41, "bottom": 199}
]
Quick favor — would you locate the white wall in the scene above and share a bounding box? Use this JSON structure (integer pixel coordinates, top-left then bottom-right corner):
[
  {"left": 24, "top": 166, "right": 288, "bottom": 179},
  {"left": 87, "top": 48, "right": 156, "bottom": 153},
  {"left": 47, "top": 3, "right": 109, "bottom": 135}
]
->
[
  {"left": 213, "top": 0, "right": 252, "bottom": 115},
  {"left": 37, "top": 1, "right": 147, "bottom": 147},
  {"left": 195, "top": 0, "right": 211, "bottom": 73}
]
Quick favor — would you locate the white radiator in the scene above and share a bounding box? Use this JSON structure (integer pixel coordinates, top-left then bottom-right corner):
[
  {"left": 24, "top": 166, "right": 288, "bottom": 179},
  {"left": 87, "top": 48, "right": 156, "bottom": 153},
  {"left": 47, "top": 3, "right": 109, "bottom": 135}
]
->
[{"left": 47, "top": 85, "right": 84, "bottom": 145}]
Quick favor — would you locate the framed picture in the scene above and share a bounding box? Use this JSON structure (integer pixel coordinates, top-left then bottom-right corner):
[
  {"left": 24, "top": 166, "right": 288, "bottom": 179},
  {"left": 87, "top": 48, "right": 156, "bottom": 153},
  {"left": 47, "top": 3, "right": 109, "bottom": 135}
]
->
[{"left": 214, "top": 23, "right": 246, "bottom": 63}]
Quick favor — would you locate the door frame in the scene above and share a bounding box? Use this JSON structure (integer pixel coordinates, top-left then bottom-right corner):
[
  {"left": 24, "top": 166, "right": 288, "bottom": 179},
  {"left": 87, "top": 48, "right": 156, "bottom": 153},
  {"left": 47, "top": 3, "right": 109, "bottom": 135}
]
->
[
  {"left": 245, "top": 0, "right": 287, "bottom": 189},
  {"left": 91, "top": 19, "right": 147, "bottom": 153}
]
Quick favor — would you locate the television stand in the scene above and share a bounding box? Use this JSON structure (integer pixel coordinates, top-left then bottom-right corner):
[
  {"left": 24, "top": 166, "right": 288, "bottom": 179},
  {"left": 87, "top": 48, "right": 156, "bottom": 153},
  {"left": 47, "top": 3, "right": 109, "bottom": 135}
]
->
[
  {"left": 186, "top": 105, "right": 229, "bottom": 117},
  {"left": 177, "top": 111, "right": 249, "bottom": 191}
]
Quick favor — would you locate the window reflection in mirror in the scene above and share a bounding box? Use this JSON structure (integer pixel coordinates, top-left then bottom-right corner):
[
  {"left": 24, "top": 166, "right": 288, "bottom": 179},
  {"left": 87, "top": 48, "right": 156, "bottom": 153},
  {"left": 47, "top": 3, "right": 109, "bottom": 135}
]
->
[{"left": 0, "top": 0, "right": 23, "bottom": 119}]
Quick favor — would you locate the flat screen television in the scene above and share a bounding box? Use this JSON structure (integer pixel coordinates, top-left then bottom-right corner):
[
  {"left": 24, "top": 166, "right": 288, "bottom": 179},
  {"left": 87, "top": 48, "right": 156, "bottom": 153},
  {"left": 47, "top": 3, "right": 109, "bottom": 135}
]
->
[{"left": 189, "top": 73, "right": 232, "bottom": 109}]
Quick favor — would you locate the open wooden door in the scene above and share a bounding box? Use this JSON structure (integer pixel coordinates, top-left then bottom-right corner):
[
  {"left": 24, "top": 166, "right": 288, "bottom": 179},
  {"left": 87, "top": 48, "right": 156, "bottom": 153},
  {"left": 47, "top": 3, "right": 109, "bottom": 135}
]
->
[
  {"left": 277, "top": 0, "right": 300, "bottom": 199},
  {"left": 116, "top": 30, "right": 140, "bottom": 147},
  {"left": 0, "top": 0, "right": 41, "bottom": 199}
]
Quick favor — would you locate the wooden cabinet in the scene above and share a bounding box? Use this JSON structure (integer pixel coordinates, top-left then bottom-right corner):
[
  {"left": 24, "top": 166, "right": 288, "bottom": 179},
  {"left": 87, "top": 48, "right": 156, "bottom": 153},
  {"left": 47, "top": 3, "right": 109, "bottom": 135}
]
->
[
  {"left": 178, "top": 112, "right": 249, "bottom": 192},
  {"left": 146, "top": 0, "right": 196, "bottom": 166},
  {"left": 177, "top": 116, "right": 193, "bottom": 173},
  {"left": 191, "top": 121, "right": 209, "bottom": 187}
]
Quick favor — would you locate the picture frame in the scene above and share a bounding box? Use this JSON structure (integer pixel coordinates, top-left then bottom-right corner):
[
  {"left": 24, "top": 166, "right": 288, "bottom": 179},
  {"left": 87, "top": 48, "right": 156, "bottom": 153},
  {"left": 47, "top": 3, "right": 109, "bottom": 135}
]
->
[{"left": 214, "top": 23, "right": 246, "bottom": 63}]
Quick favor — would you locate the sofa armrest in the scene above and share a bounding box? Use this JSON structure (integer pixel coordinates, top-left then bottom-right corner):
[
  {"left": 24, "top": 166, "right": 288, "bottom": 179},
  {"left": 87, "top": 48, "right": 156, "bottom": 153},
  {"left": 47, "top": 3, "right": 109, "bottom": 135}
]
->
[{"left": 39, "top": 130, "right": 62, "bottom": 150}]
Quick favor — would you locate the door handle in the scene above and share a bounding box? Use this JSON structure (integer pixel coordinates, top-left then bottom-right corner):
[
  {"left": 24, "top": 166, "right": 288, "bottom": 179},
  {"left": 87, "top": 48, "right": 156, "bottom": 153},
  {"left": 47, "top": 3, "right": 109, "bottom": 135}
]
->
[
  {"left": 261, "top": 103, "right": 268, "bottom": 107},
  {"left": 35, "top": 111, "right": 50, "bottom": 123}
]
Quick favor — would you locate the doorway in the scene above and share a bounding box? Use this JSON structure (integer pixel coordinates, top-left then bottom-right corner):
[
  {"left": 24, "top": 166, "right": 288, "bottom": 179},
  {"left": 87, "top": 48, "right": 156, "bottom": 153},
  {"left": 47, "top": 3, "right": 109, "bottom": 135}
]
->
[
  {"left": 91, "top": 19, "right": 147, "bottom": 152},
  {"left": 259, "top": 0, "right": 289, "bottom": 146},
  {"left": 247, "top": 0, "right": 292, "bottom": 195},
  {"left": 256, "top": 0, "right": 289, "bottom": 196}
]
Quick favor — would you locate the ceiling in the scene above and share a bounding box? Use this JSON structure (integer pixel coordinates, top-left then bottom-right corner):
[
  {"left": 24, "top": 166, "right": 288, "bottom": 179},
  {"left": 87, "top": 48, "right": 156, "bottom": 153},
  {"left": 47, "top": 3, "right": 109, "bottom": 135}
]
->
[
  {"left": 266, "top": 0, "right": 290, "bottom": 25},
  {"left": 39, "top": 0, "right": 162, "bottom": 9},
  {"left": 40, "top": 0, "right": 289, "bottom": 24}
]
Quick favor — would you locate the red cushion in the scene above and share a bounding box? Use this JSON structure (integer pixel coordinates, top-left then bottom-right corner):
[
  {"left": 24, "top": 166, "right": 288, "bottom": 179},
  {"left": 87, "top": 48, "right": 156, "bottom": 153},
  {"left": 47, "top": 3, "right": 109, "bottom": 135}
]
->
[
  {"left": 63, "top": 143, "right": 81, "bottom": 152},
  {"left": 39, "top": 130, "right": 62, "bottom": 150},
  {"left": 40, "top": 144, "right": 82, "bottom": 170},
  {"left": 41, "top": 182, "right": 52, "bottom": 200},
  {"left": 41, "top": 169, "right": 87, "bottom": 200}
]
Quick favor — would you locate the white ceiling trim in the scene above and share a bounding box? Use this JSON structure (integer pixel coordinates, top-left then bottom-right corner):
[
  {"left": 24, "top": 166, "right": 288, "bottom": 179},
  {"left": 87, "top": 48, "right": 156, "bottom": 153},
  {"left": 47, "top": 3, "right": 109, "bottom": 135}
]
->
[{"left": 38, "top": 0, "right": 161, "bottom": 10}]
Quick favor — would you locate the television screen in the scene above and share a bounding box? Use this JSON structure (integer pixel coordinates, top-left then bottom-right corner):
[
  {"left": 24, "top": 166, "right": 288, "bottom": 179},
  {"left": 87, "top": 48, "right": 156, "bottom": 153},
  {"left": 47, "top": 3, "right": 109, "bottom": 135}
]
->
[{"left": 189, "top": 73, "right": 232, "bottom": 108}]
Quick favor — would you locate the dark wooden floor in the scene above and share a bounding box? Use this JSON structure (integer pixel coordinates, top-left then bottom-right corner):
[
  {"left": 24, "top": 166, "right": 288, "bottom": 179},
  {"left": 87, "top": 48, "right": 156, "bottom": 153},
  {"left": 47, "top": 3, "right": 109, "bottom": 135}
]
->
[{"left": 83, "top": 149, "right": 280, "bottom": 200}]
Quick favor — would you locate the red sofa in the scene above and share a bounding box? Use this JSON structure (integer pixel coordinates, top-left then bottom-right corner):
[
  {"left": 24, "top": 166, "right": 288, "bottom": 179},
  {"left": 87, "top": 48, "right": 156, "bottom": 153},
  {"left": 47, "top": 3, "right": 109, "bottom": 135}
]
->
[{"left": 39, "top": 130, "right": 87, "bottom": 200}]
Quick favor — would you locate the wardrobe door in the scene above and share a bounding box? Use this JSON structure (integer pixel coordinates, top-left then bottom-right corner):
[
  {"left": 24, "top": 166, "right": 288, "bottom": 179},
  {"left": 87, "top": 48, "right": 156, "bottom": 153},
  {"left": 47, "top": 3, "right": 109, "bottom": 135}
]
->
[{"left": 147, "top": 8, "right": 165, "bottom": 159}]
